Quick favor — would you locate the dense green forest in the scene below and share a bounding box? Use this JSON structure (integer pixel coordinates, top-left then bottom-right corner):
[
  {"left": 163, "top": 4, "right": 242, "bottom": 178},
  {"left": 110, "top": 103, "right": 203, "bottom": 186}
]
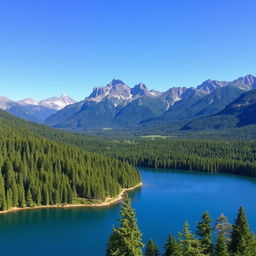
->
[
  {"left": 107, "top": 196, "right": 256, "bottom": 256},
  {"left": 1, "top": 110, "right": 256, "bottom": 178},
  {"left": 0, "top": 111, "right": 140, "bottom": 211},
  {"left": 102, "top": 139, "right": 256, "bottom": 178}
]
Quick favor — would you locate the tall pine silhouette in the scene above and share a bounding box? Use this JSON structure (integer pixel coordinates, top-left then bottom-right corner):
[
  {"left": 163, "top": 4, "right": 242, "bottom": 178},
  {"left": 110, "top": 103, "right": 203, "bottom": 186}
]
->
[
  {"left": 230, "top": 206, "right": 256, "bottom": 256},
  {"left": 196, "top": 212, "right": 213, "bottom": 254},
  {"left": 144, "top": 239, "right": 159, "bottom": 256},
  {"left": 163, "top": 234, "right": 182, "bottom": 256},
  {"left": 215, "top": 232, "right": 230, "bottom": 256},
  {"left": 106, "top": 194, "right": 144, "bottom": 256}
]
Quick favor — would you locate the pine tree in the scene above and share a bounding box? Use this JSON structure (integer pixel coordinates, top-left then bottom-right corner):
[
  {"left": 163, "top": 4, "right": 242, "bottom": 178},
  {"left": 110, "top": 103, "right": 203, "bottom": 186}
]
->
[
  {"left": 215, "top": 232, "right": 230, "bottom": 256},
  {"left": 230, "top": 206, "right": 256, "bottom": 256},
  {"left": 106, "top": 194, "right": 144, "bottom": 256},
  {"left": 26, "top": 189, "right": 34, "bottom": 207},
  {"left": 42, "top": 185, "right": 49, "bottom": 205},
  {"left": 144, "top": 239, "right": 159, "bottom": 256},
  {"left": 106, "top": 230, "right": 120, "bottom": 256},
  {"left": 6, "top": 188, "right": 13, "bottom": 209},
  {"left": 163, "top": 234, "right": 182, "bottom": 256},
  {"left": 5, "top": 164, "right": 18, "bottom": 207},
  {"left": 179, "top": 221, "right": 205, "bottom": 256},
  {"left": 0, "top": 172, "right": 6, "bottom": 210},
  {"left": 196, "top": 211, "right": 213, "bottom": 254},
  {"left": 18, "top": 184, "right": 26, "bottom": 207}
]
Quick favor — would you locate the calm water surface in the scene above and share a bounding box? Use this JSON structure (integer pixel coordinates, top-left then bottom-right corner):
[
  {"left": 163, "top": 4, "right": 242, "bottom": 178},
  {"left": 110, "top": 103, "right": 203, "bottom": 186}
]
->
[{"left": 1, "top": 168, "right": 256, "bottom": 255}]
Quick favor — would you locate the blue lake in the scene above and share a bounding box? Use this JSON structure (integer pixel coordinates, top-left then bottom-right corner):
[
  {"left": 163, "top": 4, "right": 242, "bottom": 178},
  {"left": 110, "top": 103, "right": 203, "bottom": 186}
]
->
[{"left": 1, "top": 168, "right": 256, "bottom": 255}]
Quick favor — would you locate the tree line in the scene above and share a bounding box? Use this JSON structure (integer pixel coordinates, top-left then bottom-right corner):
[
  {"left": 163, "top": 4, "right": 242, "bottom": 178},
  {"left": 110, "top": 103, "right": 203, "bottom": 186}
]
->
[
  {"left": 49, "top": 133, "right": 256, "bottom": 178},
  {"left": 107, "top": 195, "right": 256, "bottom": 256},
  {"left": 2, "top": 110, "right": 256, "bottom": 178},
  {"left": 0, "top": 119, "right": 141, "bottom": 211}
]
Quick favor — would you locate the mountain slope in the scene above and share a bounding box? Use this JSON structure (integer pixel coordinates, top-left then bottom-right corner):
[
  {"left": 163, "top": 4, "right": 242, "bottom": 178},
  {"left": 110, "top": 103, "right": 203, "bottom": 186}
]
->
[
  {"left": 7, "top": 105, "right": 56, "bottom": 123},
  {"left": 0, "top": 94, "right": 76, "bottom": 123},
  {"left": 182, "top": 89, "right": 256, "bottom": 130},
  {"left": 143, "top": 89, "right": 206, "bottom": 124},
  {"left": 111, "top": 96, "right": 168, "bottom": 127},
  {"left": 44, "top": 101, "right": 84, "bottom": 127},
  {"left": 143, "top": 85, "right": 247, "bottom": 127},
  {"left": 183, "top": 85, "right": 245, "bottom": 117}
]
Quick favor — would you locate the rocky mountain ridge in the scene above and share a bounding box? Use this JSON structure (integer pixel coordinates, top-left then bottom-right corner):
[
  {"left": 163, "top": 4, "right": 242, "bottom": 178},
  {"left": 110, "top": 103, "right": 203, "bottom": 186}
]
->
[
  {"left": 1, "top": 74, "right": 255, "bottom": 129},
  {"left": 45, "top": 75, "right": 255, "bottom": 130}
]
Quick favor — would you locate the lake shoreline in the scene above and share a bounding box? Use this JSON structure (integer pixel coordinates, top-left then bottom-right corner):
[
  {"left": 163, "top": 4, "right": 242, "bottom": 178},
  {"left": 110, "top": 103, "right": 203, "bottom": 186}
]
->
[{"left": 0, "top": 182, "right": 142, "bottom": 215}]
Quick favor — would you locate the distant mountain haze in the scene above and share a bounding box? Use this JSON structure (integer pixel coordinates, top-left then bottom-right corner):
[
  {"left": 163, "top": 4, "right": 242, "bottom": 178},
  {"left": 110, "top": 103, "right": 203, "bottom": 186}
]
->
[{"left": 0, "top": 94, "right": 76, "bottom": 123}]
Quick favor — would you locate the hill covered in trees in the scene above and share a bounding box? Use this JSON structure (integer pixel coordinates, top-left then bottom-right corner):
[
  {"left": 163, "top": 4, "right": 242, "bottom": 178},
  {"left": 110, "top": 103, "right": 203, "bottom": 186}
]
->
[
  {"left": 0, "top": 111, "right": 256, "bottom": 180},
  {"left": 0, "top": 110, "right": 141, "bottom": 211},
  {"left": 88, "top": 139, "right": 256, "bottom": 178},
  {"left": 1, "top": 110, "right": 256, "bottom": 179}
]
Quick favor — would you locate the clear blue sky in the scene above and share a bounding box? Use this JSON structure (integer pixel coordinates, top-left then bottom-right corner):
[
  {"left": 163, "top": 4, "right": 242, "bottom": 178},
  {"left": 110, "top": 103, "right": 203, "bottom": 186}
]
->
[{"left": 0, "top": 0, "right": 255, "bottom": 101}]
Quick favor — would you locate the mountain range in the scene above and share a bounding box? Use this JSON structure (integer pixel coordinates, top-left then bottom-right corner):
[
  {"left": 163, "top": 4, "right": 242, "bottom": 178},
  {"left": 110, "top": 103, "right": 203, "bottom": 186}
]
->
[
  {"left": 1, "top": 74, "right": 256, "bottom": 133},
  {"left": 45, "top": 74, "right": 256, "bottom": 131},
  {"left": 0, "top": 94, "right": 76, "bottom": 123}
]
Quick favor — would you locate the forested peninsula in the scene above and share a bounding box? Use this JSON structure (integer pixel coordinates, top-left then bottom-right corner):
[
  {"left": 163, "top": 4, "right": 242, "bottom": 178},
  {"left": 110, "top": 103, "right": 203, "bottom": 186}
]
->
[{"left": 0, "top": 111, "right": 141, "bottom": 212}]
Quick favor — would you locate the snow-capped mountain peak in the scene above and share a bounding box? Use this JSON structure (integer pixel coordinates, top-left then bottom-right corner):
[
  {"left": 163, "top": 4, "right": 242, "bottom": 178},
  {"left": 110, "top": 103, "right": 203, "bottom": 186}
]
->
[
  {"left": 39, "top": 94, "right": 77, "bottom": 110},
  {"left": 0, "top": 96, "right": 14, "bottom": 110},
  {"left": 19, "top": 98, "right": 39, "bottom": 106},
  {"left": 88, "top": 80, "right": 132, "bottom": 104}
]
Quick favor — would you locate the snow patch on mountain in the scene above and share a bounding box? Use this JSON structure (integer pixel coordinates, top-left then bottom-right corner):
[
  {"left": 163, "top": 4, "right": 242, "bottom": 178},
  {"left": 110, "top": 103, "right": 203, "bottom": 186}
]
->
[{"left": 39, "top": 94, "right": 77, "bottom": 110}]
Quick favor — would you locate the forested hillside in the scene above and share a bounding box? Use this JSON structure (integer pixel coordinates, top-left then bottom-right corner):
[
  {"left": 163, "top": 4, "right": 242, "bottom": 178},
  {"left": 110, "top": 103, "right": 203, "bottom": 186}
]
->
[
  {"left": 71, "top": 138, "right": 256, "bottom": 178},
  {"left": 0, "top": 111, "right": 140, "bottom": 211},
  {"left": 1, "top": 110, "right": 256, "bottom": 179}
]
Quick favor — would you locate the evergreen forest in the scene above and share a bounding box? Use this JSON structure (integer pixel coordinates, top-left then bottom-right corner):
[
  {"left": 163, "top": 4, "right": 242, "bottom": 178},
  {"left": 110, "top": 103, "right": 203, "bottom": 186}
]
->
[
  {"left": 0, "top": 111, "right": 141, "bottom": 211},
  {"left": 2, "top": 110, "right": 256, "bottom": 179}
]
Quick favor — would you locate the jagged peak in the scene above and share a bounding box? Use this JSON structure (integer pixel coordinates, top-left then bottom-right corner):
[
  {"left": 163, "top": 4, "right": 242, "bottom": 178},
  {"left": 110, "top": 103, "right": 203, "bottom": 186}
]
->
[
  {"left": 39, "top": 94, "right": 76, "bottom": 110},
  {"left": 109, "top": 79, "right": 125, "bottom": 86},
  {"left": 235, "top": 74, "right": 256, "bottom": 82},
  {"left": 197, "top": 79, "right": 228, "bottom": 93},
  {"left": 197, "top": 74, "right": 256, "bottom": 92},
  {"left": 19, "top": 98, "right": 39, "bottom": 105},
  {"left": 60, "top": 93, "right": 69, "bottom": 98},
  {"left": 244, "top": 74, "right": 255, "bottom": 78},
  {"left": 131, "top": 83, "right": 149, "bottom": 96},
  {"left": 88, "top": 79, "right": 131, "bottom": 103},
  {"left": 134, "top": 83, "right": 148, "bottom": 90}
]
